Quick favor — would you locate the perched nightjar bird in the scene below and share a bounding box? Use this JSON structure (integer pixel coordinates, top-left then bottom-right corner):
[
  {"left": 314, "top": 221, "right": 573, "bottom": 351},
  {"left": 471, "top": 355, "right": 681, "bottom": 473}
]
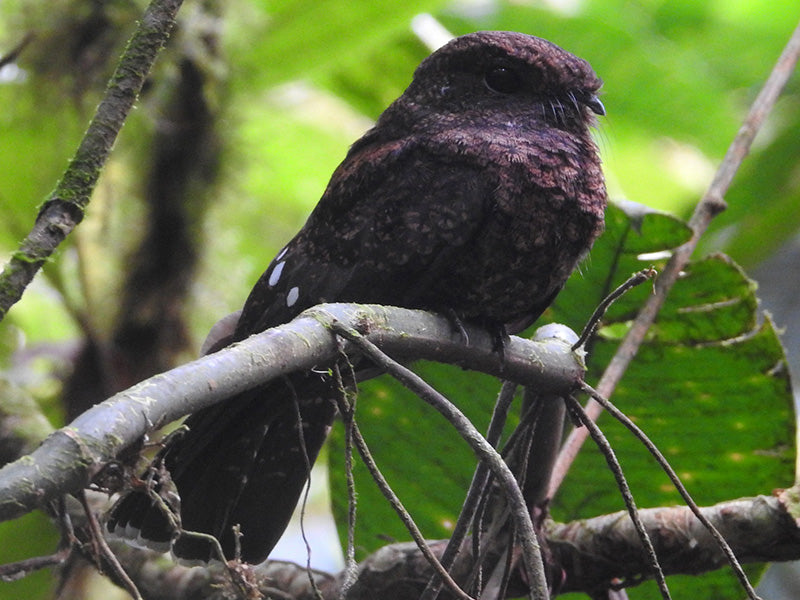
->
[{"left": 106, "top": 31, "right": 608, "bottom": 564}]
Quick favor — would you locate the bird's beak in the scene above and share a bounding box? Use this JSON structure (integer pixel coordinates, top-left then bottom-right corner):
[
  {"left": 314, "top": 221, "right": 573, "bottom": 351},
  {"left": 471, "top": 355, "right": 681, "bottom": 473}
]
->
[{"left": 586, "top": 95, "right": 606, "bottom": 116}]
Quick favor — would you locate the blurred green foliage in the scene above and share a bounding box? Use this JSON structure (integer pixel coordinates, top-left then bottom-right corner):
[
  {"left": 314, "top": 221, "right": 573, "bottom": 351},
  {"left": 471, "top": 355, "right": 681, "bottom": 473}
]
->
[{"left": 0, "top": 0, "right": 798, "bottom": 598}]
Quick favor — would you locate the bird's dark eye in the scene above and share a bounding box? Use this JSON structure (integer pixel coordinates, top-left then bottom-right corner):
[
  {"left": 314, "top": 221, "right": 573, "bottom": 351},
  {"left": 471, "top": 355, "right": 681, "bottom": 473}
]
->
[{"left": 484, "top": 66, "right": 523, "bottom": 94}]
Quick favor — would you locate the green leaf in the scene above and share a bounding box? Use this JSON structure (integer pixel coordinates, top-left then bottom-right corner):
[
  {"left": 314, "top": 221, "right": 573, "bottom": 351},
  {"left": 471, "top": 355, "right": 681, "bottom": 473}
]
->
[
  {"left": 328, "top": 365, "right": 516, "bottom": 557},
  {"left": 551, "top": 213, "right": 794, "bottom": 598},
  {"left": 329, "top": 200, "right": 794, "bottom": 599},
  {"left": 549, "top": 199, "right": 693, "bottom": 333}
]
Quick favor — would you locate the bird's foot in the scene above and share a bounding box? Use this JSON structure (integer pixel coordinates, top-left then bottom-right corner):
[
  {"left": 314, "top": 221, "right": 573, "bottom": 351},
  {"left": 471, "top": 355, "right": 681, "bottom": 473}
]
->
[
  {"left": 490, "top": 324, "right": 510, "bottom": 362},
  {"left": 443, "top": 308, "right": 470, "bottom": 346}
]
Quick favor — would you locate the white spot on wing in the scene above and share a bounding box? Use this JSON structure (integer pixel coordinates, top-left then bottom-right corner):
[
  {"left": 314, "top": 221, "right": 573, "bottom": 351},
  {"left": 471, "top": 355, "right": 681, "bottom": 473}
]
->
[
  {"left": 268, "top": 261, "right": 285, "bottom": 287},
  {"left": 275, "top": 246, "right": 288, "bottom": 261},
  {"left": 286, "top": 286, "right": 299, "bottom": 307}
]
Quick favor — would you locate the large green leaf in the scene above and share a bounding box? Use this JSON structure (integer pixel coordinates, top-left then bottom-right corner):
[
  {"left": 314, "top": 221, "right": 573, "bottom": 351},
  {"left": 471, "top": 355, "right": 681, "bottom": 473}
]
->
[
  {"left": 549, "top": 200, "right": 693, "bottom": 333},
  {"left": 328, "top": 365, "right": 519, "bottom": 557},
  {"left": 549, "top": 209, "right": 794, "bottom": 598},
  {"left": 328, "top": 200, "right": 795, "bottom": 599},
  {"left": 325, "top": 200, "right": 693, "bottom": 559}
]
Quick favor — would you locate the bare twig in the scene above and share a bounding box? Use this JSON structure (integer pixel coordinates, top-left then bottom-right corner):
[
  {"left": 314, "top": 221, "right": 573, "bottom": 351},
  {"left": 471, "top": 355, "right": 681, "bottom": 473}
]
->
[
  {"left": 332, "top": 363, "right": 359, "bottom": 594},
  {"left": 551, "top": 491, "right": 800, "bottom": 594},
  {"left": 563, "top": 395, "right": 670, "bottom": 600},
  {"left": 350, "top": 422, "right": 475, "bottom": 600},
  {"left": 99, "top": 490, "right": 800, "bottom": 599},
  {"left": 286, "top": 381, "right": 325, "bottom": 600},
  {"left": 572, "top": 268, "right": 656, "bottom": 352},
  {"left": 550, "top": 17, "right": 800, "bottom": 498},
  {"left": 581, "top": 382, "right": 761, "bottom": 600},
  {"left": 0, "top": 548, "right": 70, "bottom": 582},
  {"left": 421, "top": 380, "right": 518, "bottom": 600},
  {"left": 77, "top": 490, "right": 143, "bottom": 600},
  {"left": 0, "top": 0, "right": 184, "bottom": 321},
  {"left": 328, "top": 319, "right": 549, "bottom": 600},
  {"left": 95, "top": 485, "right": 800, "bottom": 599}
]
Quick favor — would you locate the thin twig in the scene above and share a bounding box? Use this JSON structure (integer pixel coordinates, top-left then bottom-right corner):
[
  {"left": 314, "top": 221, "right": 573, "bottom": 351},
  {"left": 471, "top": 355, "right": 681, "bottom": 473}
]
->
[
  {"left": 421, "top": 381, "right": 518, "bottom": 600},
  {"left": 465, "top": 388, "right": 543, "bottom": 598},
  {"left": 0, "top": 0, "right": 185, "bottom": 321},
  {"left": 330, "top": 319, "right": 548, "bottom": 600},
  {"left": 332, "top": 363, "right": 359, "bottom": 595},
  {"left": 286, "top": 382, "right": 325, "bottom": 600},
  {"left": 174, "top": 529, "right": 227, "bottom": 562},
  {"left": 502, "top": 390, "right": 560, "bottom": 506},
  {"left": 470, "top": 397, "right": 548, "bottom": 599},
  {"left": 581, "top": 382, "right": 762, "bottom": 600},
  {"left": 563, "top": 396, "right": 671, "bottom": 600},
  {"left": 550, "top": 17, "right": 800, "bottom": 498},
  {"left": 572, "top": 268, "right": 656, "bottom": 351},
  {"left": 77, "top": 490, "right": 143, "bottom": 600},
  {"left": 232, "top": 524, "right": 243, "bottom": 561},
  {"left": 55, "top": 495, "right": 77, "bottom": 548},
  {"left": 483, "top": 537, "right": 516, "bottom": 600},
  {"left": 351, "top": 423, "right": 475, "bottom": 600},
  {"left": 0, "top": 548, "right": 70, "bottom": 582}
]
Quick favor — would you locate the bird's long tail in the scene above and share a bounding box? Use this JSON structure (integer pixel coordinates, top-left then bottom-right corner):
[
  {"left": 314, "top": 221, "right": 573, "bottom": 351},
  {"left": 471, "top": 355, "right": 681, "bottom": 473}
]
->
[{"left": 107, "top": 375, "right": 336, "bottom": 564}]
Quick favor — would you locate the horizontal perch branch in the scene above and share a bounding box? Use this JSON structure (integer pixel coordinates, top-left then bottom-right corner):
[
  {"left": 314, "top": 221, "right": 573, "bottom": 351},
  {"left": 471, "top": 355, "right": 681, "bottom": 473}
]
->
[{"left": 0, "top": 303, "right": 585, "bottom": 523}]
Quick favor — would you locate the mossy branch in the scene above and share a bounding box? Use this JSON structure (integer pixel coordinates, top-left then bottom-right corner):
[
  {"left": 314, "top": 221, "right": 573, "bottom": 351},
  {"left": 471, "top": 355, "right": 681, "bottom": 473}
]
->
[{"left": 0, "top": 0, "right": 184, "bottom": 321}]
